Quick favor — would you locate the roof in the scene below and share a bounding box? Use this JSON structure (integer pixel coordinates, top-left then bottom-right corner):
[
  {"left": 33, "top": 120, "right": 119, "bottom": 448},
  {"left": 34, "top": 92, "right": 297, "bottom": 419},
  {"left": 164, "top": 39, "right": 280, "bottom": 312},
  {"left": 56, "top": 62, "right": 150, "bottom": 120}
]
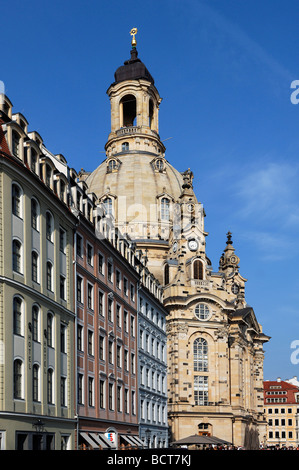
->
[
  {"left": 113, "top": 48, "right": 155, "bottom": 85},
  {"left": 263, "top": 379, "right": 299, "bottom": 405},
  {"left": 0, "top": 119, "right": 12, "bottom": 155}
]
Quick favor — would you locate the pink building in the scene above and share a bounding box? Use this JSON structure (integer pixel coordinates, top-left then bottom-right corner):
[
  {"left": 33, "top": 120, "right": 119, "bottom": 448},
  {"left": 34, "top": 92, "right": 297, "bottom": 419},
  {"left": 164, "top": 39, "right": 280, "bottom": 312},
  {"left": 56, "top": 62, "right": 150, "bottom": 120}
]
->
[{"left": 74, "top": 199, "right": 142, "bottom": 449}]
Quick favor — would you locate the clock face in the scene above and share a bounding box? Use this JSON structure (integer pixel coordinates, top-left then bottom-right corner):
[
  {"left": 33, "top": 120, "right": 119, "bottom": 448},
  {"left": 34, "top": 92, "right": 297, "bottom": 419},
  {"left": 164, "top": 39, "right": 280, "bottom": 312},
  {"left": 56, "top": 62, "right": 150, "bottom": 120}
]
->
[{"left": 188, "top": 239, "right": 198, "bottom": 251}]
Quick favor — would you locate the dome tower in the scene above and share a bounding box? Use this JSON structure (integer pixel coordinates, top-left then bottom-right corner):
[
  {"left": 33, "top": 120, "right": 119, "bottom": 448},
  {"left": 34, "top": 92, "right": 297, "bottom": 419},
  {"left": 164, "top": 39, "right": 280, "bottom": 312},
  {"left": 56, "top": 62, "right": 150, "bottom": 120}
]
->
[{"left": 86, "top": 29, "right": 199, "bottom": 282}]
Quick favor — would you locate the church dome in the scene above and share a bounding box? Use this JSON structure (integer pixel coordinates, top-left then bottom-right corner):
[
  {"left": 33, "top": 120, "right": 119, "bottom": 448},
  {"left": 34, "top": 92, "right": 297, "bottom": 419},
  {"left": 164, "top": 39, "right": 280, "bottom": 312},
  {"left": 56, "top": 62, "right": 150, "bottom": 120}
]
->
[{"left": 86, "top": 153, "right": 198, "bottom": 240}]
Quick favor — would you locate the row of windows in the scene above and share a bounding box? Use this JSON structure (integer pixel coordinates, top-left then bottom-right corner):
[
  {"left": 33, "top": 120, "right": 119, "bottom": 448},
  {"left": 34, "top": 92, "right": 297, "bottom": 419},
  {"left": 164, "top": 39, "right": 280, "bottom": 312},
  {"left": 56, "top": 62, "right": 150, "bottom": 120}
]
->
[
  {"left": 78, "top": 327, "right": 136, "bottom": 372},
  {"left": 14, "top": 359, "right": 67, "bottom": 406},
  {"left": 12, "top": 184, "right": 67, "bottom": 247},
  {"left": 268, "top": 431, "right": 294, "bottom": 439},
  {"left": 267, "top": 408, "right": 297, "bottom": 414},
  {"left": 268, "top": 418, "right": 294, "bottom": 426},
  {"left": 77, "top": 278, "right": 135, "bottom": 330},
  {"left": 13, "top": 296, "right": 67, "bottom": 349},
  {"left": 139, "top": 330, "right": 166, "bottom": 361},
  {"left": 13, "top": 243, "right": 66, "bottom": 295},
  {"left": 139, "top": 298, "right": 166, "bottom": 330},
  {"left": 78, "top": 374, "right": 136, "bottom": 414},
  {"left": 140, "top": 366, "right": 166, "bottom": 393},
  {"left": 76, "top": 242, "right": 135, "bottom": 301},
  {"left": 266, "top": 398, "right": 287, "bottom": 403},
  {"left": 140, "top": 400, "right": 167, "bottom": 424}
]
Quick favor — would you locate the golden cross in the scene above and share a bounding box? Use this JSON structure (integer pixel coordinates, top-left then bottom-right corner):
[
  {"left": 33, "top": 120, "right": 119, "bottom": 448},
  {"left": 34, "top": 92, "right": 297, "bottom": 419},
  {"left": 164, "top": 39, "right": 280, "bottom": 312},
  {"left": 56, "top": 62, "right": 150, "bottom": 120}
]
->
[{"left": 130, "top": 28, "right": 138, "bottom": 47}]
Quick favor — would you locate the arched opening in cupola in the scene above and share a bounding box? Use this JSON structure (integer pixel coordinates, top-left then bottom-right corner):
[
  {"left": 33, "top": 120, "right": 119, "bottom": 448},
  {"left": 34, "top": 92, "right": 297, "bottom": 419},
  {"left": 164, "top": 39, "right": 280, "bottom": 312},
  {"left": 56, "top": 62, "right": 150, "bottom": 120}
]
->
[{"left": 120, "top": 94, "right": 137, "bottom": 127}]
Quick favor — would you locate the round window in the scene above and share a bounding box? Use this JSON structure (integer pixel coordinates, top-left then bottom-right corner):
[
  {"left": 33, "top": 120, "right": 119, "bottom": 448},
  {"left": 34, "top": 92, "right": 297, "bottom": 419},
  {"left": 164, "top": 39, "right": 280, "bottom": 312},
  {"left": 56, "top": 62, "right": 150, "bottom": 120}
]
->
[{"left": 195, "top": 303, "right": 210, "bottom": 320}]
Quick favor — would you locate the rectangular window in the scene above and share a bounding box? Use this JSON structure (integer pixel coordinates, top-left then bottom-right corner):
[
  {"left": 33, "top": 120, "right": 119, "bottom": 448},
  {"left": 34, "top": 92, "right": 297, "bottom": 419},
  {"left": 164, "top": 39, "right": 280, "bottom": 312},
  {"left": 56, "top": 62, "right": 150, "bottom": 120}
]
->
[
  {"left": 99, "top": 336, "right": 105, "bottom": 361},
  {"left": 77, "top": 325, "right": 83, "bottom": 352},
  {"left": 117, "top": 345, "right": 121, "bottom": 368},
  {"left": 100, "top": 380, "right": 105, "bottom": 409},
  {"left": 124, "top": 278, "right": 128, "bottom": 296},
  {"left": 98, "top": 252, "right": 104, "bottom": 274},
  {"left": 87, "top": 283, "right": 93, "bottom": 310},
  {"left": 59, "top": 228, "right": 66, "bottom": 253},
  {"left": 130, "top": 315, "right": 135, "bottom": 337},
  {"left": 108, "top": 341, "right": 113, "bottom": 364},
  {"left": 109, "top": 383, "right": 114, "bottom": 410},
  {"left": 194, "top": 376, "right": 208, "bottom": 405},
  {"left": 78, "top": 373, "right": 83, "bottom": 404},
  {"left": 77, "top": 276, "right": 83, "bottom": 303},
  {"left": 124, "top": 389, "right": 129, "bottom": 414},
  {"left": 60, "top": 276, "right": 66, "bottom": 300},
  {"left": 60, "top": 324, "right": 67, "bottom": 353},
  {"left": 76, "top": 234, "right": 83, "bottom": 257},
  {"left": 88, "top": 330, "right": 94, "bottom": 356},
  {"left": 117, "top": 385, "right": 122, "bottom": 412},
  {"left": 124, "top": 311, "right": 128, "bottom": 332},
  {"left": 124, "top": 350, "right": 128, "bottom": 371},
  {"left": 87, "top": 243, "right": 93, "bottom": 266},
  {"left": 108, "top": 298, "right": 113, "bottom": 322},
  {"left": 130, "top": 284, "right": 135, "bottom": 301},
  {"left": 61, "top": 376, "right": 66, "bottom": 407},
  {"left": 88, "top": 377, "right": 94, "bottom": 407},
  {"left": 98, "top": 291, "right": 104, "bottom": 316},
  {"left": 116, "top": 304, "right": 121, "bottom": 328},
  {"left": 116, "top": 270, "right": 121, "bottom": 289},
  {"left": 108, "top": 262, "right": 113, "bottom": 282}
]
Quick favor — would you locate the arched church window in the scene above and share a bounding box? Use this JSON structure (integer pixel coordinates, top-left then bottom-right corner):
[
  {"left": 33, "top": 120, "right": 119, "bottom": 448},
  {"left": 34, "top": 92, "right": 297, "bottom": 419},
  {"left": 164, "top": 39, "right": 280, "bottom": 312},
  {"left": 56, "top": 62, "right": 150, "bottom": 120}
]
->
[
  {"left": 195, "top": 303, "right": 210, "bottom": 321},
  {"left": 120, "top": 94, "right": 136, "bottom": 127},
  {"left": 193, "top": 338, "right": 208, "bottom": 372},
  {"left": 193, "top": 259, "right": 203, "bottom": 280},
  {"left": 164, "top": 264, "right": 169, "bottom": 285},
  {"left": 161, "top": 198, "right": 170, "bottom": 221},
  {"left": 122, "top": 142, "right": 129, "bottom": 152},
  {"left": 103, "top": 197, "right": 113, "bottom": 215}
]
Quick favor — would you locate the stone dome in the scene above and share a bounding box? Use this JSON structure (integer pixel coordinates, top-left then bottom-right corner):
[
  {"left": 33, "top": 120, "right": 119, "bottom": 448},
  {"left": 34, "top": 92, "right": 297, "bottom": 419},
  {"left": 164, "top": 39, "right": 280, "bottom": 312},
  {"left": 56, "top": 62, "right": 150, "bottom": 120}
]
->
[{"left": 86, "top": 153, "right": 198, "bottom": 241}]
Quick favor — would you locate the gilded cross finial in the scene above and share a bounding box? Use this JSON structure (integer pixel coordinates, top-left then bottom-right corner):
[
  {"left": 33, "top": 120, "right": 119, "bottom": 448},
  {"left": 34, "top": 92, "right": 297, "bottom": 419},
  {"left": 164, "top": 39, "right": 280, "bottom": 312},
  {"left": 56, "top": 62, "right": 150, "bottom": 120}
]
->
[{"left": 130, "top": 28, "right": 138, "bottom": 48}]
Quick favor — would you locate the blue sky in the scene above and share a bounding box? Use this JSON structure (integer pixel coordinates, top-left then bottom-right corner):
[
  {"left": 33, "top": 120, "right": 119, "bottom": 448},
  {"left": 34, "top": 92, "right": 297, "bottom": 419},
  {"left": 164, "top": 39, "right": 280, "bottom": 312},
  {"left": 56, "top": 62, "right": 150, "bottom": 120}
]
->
[{"left": 2, "top": 0, "right": 299, "bottom": 381}]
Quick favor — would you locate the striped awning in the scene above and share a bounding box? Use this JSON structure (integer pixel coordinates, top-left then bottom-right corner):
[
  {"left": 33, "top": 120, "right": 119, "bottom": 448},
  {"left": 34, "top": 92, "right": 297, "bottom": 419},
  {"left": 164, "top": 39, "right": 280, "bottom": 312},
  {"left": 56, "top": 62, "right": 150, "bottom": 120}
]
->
[
  {"left": 120, "top": 434, "right": 145, "bottom": 447},
  {"left": 80, "top": 432, "right": 115, "bottom": 449}
]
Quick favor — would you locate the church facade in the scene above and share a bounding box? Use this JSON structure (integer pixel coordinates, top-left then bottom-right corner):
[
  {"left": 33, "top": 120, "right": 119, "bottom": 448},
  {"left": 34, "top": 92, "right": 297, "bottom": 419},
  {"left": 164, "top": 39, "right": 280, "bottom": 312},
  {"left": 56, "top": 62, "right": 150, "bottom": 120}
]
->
[{"left": 82, "top": 31, "right": 270, "bottom": 448}]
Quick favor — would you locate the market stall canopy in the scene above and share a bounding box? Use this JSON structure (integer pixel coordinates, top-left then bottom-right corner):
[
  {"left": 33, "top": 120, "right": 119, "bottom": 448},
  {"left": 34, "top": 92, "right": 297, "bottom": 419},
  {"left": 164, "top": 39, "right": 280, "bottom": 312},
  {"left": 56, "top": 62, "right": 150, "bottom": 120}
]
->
[{"left": 171, "top": 434, "right": 231, "bottom": 446}]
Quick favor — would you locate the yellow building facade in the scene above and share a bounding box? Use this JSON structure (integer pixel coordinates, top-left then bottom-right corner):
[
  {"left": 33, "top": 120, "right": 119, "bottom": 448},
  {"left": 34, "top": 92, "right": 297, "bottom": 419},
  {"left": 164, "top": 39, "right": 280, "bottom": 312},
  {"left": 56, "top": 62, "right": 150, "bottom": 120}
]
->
[{"left": 83, "top": 33, "right": 270, "bottom": 448}]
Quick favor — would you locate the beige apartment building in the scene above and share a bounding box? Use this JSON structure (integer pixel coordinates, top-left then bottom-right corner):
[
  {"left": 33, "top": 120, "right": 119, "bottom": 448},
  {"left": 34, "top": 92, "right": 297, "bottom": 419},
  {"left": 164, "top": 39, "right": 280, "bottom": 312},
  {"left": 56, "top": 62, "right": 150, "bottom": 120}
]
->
[
  {"left": 264, "top": 379, "right": 299, "bottom": 448},
  {"left": 0, "top": 99, "right": 77, "bottom": 449},
  {"left": 84, "top": 32, "right": 270, "bottom": 448}
]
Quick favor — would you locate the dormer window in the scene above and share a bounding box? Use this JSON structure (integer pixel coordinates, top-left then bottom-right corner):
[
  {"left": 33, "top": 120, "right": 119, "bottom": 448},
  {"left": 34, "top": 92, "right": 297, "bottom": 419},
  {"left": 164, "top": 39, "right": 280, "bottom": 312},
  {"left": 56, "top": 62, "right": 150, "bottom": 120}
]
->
[
  {"left": 103, "top": 197, "right": 113, "bottom": 215},
  {"left": 31, "top": 149, "right": 37, "bottom": 173},
  {"left": 156, "top": 159, "right": 164, "bottom": 171},
  {"left": 45, "top": 164, "right": 51, "bottom": 187},
  {"left": 12, "top": 130, "right": 20, "bottom": 158}
]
